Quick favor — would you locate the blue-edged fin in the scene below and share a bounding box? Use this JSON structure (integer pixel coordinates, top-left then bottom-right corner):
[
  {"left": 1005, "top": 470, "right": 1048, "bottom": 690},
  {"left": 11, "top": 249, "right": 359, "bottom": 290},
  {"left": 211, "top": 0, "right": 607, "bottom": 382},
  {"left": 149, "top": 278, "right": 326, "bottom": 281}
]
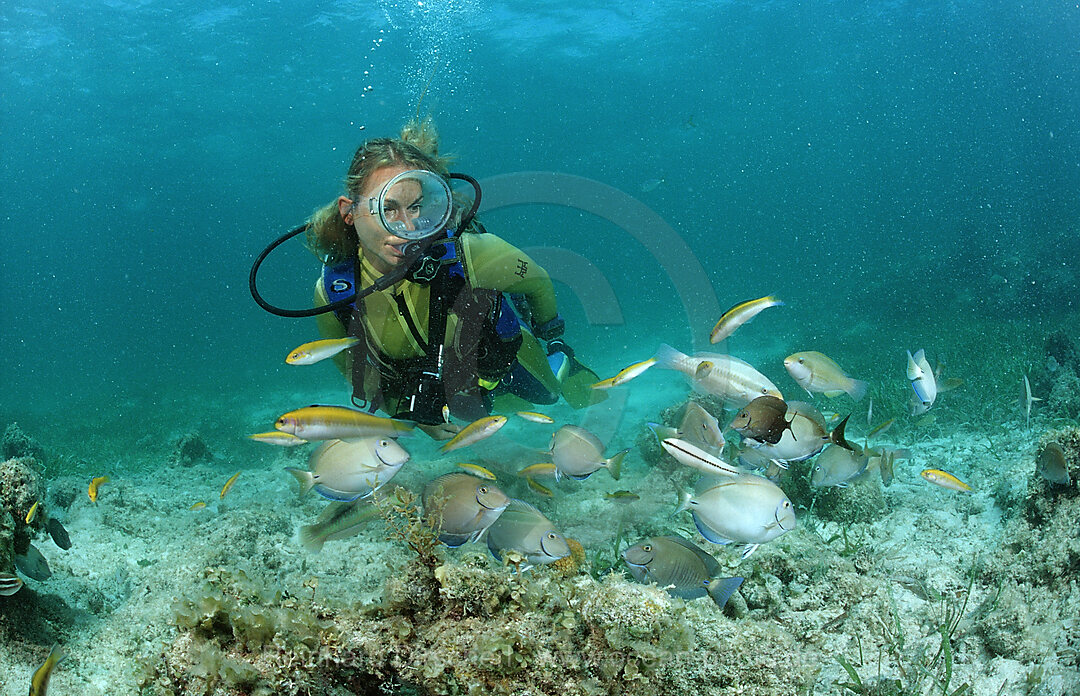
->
[
  {"left": 693, "top": 513, "right": 733, "bottom": 545},
  {"left": 707, "top": 576, "right": 744, "bottom": 610}
]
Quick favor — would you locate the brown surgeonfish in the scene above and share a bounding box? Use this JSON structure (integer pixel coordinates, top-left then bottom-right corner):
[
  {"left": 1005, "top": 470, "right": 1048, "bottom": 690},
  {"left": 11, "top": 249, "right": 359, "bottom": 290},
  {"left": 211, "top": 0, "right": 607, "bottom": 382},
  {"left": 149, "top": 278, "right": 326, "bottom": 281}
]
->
[
  {"left": 1037, "top": 442, "right": 1071, "bottom": 486},
  {"left": 730, "top": 395, "right": 793, "bottom": 445},
  {"left": 422, "top": 472, "right": 510, "bottom": 548},
  {"left": 623, "top": 536, "right": 744, "bottom": 609}
]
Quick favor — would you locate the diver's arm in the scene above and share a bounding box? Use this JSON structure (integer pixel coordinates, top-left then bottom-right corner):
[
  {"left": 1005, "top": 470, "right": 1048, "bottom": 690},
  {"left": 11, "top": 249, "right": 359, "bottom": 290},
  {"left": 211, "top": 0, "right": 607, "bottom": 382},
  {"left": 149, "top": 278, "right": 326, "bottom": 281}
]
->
[{"left": 461, "top": 233, "right": 560, "bottom": 330}]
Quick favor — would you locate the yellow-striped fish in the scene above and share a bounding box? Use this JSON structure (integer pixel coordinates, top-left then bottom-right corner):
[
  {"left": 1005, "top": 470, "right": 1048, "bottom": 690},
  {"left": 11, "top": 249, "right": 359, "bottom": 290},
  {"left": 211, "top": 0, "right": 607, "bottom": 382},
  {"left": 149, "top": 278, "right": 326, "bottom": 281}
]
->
[
  {"left": 285, "top": 337, "right": 361, "bottom": 365},
  {"left": 220, "top": 472, "right": 241, "bottom": 499},
  {"left": 516, "top": 411, "right": 554, "bottom": 424},
  {"left": 525, "top": 477, "right": 554, "bottom": 497},
  {"left": 592, "top": 358, "right": 657, "bottom": 389},
  {"left": 518, "top": 462, "right": 558, "bottom": 477},
  {"left": 921, "top": 469, "right": 972, "bottom": 493},
  {"left": 189, "top": 501, "right": 207, "bottom": 511},
  {"left": 25, "top": 501, "right": 40, "bottom": 525},
  {"left": 275, "top": 405, "right": 415, "bottom": 440},
  {"left": 29, "top": 644, "right": 63, "bottom": 696},
  {"left": 248, "top": 431, "right": 309, "bottom": 446},
  {"left": 439, "top": 415, "right": 507, "bottom": 453},
  {"left": 456, "top": 462, "right": 497, "bottom": 480},
  {"left": 710, "top": 295, "right": 784, "bottom": 344},
  {"left": 88, "top": 476, "right": 110, "bottom": 503}
]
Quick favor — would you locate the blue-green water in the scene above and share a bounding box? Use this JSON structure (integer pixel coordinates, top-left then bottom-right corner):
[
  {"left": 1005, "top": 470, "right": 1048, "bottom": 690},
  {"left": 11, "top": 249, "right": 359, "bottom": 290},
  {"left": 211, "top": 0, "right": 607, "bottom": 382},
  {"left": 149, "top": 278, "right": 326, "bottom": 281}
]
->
[{"left": 3, "top": 2, "right": 1080, "bottom": 694}]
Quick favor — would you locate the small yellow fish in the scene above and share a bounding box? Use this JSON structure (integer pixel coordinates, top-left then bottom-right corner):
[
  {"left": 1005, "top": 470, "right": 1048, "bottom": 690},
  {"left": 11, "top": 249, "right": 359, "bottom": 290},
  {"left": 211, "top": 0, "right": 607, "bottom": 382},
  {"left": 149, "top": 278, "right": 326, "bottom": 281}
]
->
[
  {"left": 866, "top": 418, "right": 897, "bottom": 439},
  {"left": 439, "top": 415, "right": 507, "bottom": 453},
  {"left": 604, "top": 490, "right": 640, "bottom": 503},
  {"left": 456, "top": 462, "right": 497, "bottom": 480},
  {"left": 518, "top": 462, "right": 558, "bottom": 478},
  {"left": 220, "top": 471, "right": 241, "bottom": 499},
  {"left": 285, "top": 337, "right": 361, "bottom": 365},
  {"left": 710, "top": 295, "right": 784, "bottom": 344},
  {"left": 921, "top": 469, "right": 972, "bottom": 493},
  {"left": 516, "top": 411, "right": 554, "bottom": 424},
  {"left": 248, "top": 431, "right": 309, "bottom": 446},
  {"left": 25, "top": 501, "right": 40, "bottom": 525},
  {"left": 88, "top": 476, "right": 110, "bottom": 503},
  {"left": 189, "top": 501, "right": 207, "bottom": 511},
  {"left": 694, "top": 360, "right": 715, "bottom": 380},
  {"left": 442, "top": 405, "right": 451, "bottom": 423},
  {"left": 276, "top": 405, "right": 415, "bottom": 440},
  {"left": 592, "top": 358, "right": 657, "bottom": 390},
  {"left": 29, "top": 644, "right": 63, "bottom": 696},
  {"left": 525, "top": 477, "right": 554, "bottom": 497}
]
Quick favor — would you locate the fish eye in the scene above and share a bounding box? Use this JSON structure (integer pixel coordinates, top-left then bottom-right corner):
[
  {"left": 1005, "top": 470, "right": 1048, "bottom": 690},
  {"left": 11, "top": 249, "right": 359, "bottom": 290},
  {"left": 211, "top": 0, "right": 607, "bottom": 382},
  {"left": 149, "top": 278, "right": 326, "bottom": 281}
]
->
[
  {"left": 783, "top": 500, "right": 792, "bottom": 509},
  {"left": 379, "top": 439, "right": 389, "bottom": 446},
  {"left": 642, "top": 544, "right": 652, "bottom": 552},
  {"left": 547, "top": 532, "right": 558, "bottom": 540},
  {"left": 478, "top": 486, "right": 489, "bottom": 494},
  {"left": 798, "top": 357, "right": 805, "bottom": 364},
  {"left": 760, "top": 388, "right": 769, "bottom": 394}
]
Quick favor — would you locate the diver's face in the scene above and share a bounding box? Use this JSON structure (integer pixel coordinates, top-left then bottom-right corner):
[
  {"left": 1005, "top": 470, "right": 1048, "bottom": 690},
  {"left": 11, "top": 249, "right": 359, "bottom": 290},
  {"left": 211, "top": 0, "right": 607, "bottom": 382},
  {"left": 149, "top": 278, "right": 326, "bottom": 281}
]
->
[{"left": 338, "top": 165, "right": 418, "bottom": 274}]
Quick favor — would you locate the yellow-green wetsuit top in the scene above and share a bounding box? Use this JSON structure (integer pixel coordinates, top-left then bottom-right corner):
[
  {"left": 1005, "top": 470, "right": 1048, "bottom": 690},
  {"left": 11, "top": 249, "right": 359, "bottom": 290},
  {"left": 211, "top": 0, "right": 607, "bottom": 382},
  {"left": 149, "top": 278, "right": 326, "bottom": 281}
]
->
[{"left": 314, "top": 231, "right": 558, "bottom": 396}]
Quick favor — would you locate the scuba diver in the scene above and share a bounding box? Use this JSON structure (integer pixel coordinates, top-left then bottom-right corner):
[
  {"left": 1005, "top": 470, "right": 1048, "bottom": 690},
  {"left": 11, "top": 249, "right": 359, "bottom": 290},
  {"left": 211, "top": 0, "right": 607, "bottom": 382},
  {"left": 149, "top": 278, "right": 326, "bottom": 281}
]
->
[{"left": 250, "top": 119, "right": 603, "bottom": 438}]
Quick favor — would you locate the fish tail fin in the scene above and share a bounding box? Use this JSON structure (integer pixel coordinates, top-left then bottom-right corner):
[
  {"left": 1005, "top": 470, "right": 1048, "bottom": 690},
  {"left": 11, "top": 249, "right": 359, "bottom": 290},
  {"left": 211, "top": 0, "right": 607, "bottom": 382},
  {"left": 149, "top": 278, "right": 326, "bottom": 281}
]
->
[
  {"left": 672, "top": 488, "right": 692, "bottom": 517},
  {"left": 646, "top": 422, "right": 678, "bottom": 445},
  {"left": 829, "top": 414, "right": 854, "bottom": 451},
  {"left": 606, "top": 448, "right": 630, "bottom": 481},
  {"left": 846, "top": 379, "right": 868, "bottom": 402},
  {"left": 652, "top": 343, "right": 686, "bottom": 371},
  {"left": 707, "top": 576, "right": 744, "bottom": 610},
  {"left": 284, "top": 467, "right": 315, "bottom": 497},
  {"left": 298, "top": 524, "right": 325, "bottom": 553}
]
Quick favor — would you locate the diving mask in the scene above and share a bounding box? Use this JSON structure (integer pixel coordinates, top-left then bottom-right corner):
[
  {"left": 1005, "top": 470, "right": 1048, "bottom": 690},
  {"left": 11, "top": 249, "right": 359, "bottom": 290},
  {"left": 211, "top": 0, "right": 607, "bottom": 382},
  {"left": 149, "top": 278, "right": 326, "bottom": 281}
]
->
[{"left": 360, "top": 169, "right": 453, "bottom": 241}]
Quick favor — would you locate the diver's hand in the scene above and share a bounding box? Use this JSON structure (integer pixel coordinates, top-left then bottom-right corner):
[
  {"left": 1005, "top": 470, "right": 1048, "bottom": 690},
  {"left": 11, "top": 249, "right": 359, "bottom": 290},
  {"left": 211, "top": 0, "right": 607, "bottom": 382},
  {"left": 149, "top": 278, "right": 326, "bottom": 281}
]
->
[{"left": 418, "top": 422, "right": 463, "bottom": 441}]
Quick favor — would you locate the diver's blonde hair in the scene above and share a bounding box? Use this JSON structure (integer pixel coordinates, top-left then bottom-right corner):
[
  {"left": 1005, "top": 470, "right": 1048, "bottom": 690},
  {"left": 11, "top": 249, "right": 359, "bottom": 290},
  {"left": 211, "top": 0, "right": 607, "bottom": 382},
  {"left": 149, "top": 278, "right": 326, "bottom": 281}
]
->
[{"left": 307, "top": 117, "right": 456, "bottom": 263}]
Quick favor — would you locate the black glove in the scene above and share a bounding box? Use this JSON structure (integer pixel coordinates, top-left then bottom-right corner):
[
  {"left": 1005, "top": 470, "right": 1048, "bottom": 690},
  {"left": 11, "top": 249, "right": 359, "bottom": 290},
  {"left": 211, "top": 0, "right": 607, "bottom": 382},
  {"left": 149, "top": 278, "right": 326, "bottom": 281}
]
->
[{"left": 533, "top": 314, "right": 565, "bottom": 342}]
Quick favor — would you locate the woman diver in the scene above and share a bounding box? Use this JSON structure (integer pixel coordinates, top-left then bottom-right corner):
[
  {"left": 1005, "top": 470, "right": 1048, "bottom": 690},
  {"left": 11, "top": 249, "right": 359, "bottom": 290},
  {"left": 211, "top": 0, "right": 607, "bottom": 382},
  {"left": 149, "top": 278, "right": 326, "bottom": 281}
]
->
[{"left": 252, "top": 118, "right": 601, "bottom": 438}]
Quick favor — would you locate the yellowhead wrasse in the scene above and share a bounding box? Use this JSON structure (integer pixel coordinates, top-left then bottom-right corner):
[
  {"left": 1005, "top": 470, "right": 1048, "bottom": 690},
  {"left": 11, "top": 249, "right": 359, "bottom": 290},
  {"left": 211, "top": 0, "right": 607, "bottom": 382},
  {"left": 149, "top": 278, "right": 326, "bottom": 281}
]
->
[
  {"left": 220, "top": 471, "right": 241, "bottom": 499},
  {"left": 275, "top": 405, "right": 415, "bottom": 440},
  {"left": 524, "top": 477, "right": 554, "bottom": 497},
  {"left": 710, "top": 295, "right": 784, "bottom": 344},
  {"left": 25, "top": 501, "right": 40, "bottom": 525},
  {"left": 921, "top": 469, "right": 972, "bottom": 493},
  {"left": 189, "top": 501, "right": 207, "bottom": 511},
  {"left": 88, "top": 476, "right": 110, "bottom": 503},
  {"left": 518, "top": 462, "right": 558, "bottom": 478},
  {"left": 285, "top": 337, "right": 360, "bottom": 365},
  {"left": 29, "top": 644, "right": 64, "bottom": 696},
  {"left": 456, "top": 462, "right": 497, "bottom": 480},
  {"left": 248, "top": 431, "right": 309, "bottom": 446},
  {"left": 866, "top": 418, "right": 897, "bottom": 440},
  {"left": 591, "top": 357, "right": 657, "bottom": 390},
  {"left": 516, "top": 411, "right": 554, "bottom": 424},
  {"left": 439, "top": 415, "right": 507, "bottom": 453}
]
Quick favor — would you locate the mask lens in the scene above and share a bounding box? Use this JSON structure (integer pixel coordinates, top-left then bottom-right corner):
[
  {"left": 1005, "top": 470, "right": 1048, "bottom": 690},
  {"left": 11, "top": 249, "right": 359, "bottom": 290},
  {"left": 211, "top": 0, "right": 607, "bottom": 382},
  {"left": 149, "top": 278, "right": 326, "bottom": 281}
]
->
[{"left": 374, "top": 170, "right": 452, "bottom": 240}]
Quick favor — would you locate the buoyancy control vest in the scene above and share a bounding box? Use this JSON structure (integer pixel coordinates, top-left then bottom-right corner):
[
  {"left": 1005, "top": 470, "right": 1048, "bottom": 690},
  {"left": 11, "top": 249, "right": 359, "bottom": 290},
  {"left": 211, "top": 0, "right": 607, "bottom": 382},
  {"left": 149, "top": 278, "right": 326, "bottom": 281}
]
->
[{"left": 321, "top": 227, "right": 524, "bottom": 424}]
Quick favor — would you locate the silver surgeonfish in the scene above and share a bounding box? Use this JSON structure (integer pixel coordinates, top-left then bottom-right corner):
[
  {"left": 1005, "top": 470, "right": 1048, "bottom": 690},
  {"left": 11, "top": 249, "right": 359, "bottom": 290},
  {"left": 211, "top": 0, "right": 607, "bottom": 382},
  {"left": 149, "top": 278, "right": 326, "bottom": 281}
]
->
[
  {"left": 422, "top": 472, "right": 510, "bottom": 548},
  {"left": 623, "top": 536, "right": 744, "bottom": 610},
  {"left": 676, "top": 473, "right": 796, "bottom": 558},
  {"left": 653, "top": 344, "right": 782, "bottom": 408},
  {"left": 907, "top": 349, "right": 937, "bottom": 416},
  {"left": 486, "top": 499, "right": 570, "bottom": 566},
  {"left": 286, "top": 437, "right": 410, "bottom": 502},
  {"left": 742, "top": 401, "right": 851, "bottom": 463},
  {"left": 811, "top": 444, "right": 871, "bottom": 488},
  {"left": 549, "top": 425, "right": 628, "bottom": 481},
  {"left": 647, "top": 401, "right": 725, "bottom": 455}
]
